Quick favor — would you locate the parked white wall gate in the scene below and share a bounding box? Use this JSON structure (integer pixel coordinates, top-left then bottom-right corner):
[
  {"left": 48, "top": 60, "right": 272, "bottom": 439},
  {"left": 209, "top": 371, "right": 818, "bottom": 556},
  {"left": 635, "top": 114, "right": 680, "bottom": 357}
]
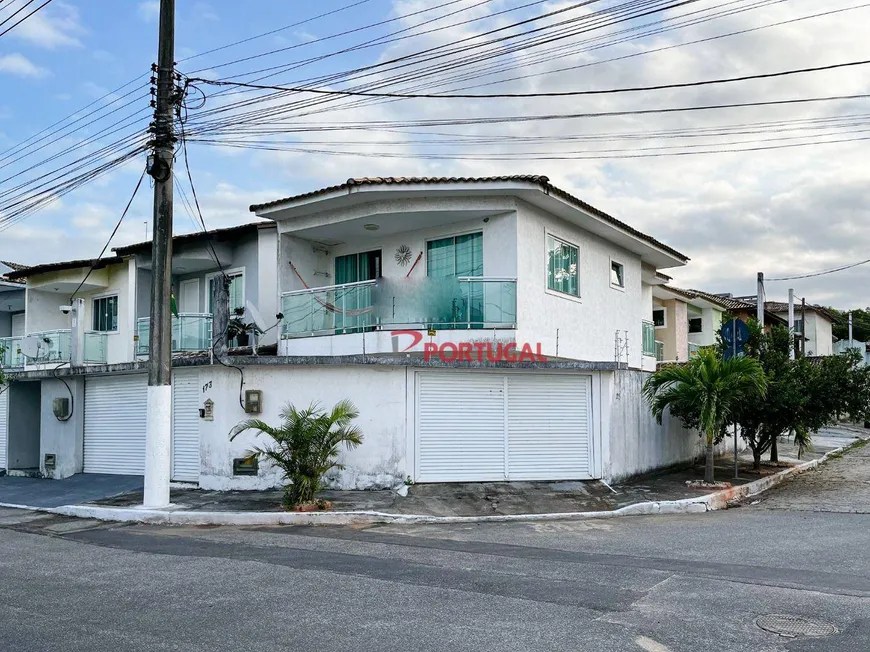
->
[
  {"left": 171, "top": 369, "right": 200, "bottom": 483},
  {"left": 416, "top": 372, "right": 594, "bottom": 482},
  {"left": 83, "top": 375, "right": 148, "bottom": 475},
  {"left": 0, "top": 388, "right": 7, "bottom": 470}
]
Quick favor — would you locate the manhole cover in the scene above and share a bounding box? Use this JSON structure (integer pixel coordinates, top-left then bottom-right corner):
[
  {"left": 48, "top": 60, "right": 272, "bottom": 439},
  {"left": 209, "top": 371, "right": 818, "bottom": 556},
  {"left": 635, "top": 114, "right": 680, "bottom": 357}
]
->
[{"left": 755, "top": 614, "right": 837, "bottom": 638}]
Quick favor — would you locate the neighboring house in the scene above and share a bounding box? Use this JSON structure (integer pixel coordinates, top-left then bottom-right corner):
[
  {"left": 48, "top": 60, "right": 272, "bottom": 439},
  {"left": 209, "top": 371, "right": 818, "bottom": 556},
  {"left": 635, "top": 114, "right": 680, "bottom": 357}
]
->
[
  {"left": 833, "top": 339, "right": 870, "bottom": 365},
  {"left": 650, "top": 286, "right": 729, "bottom": 363},
  {"left": 763, "top": 301, "right": 835, "bottom": 356},
  {"left": 1, "top": 175, "right": 740, "bottom": 490},
  {"left": 0, "top": 262, "right": 27, "bottom": 370}
]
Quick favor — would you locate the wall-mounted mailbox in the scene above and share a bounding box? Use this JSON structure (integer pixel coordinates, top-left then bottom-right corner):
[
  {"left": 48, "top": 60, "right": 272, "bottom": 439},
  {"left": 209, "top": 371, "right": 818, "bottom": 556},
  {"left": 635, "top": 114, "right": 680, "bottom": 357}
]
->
[
  {"left": 201, "top": 398, "right": 214, "bottom": 421},
  {"left": 52, "top": 397, "right": 70, "bottom": 420},
  {"left": 233, "top": 457, "right": 259, "bottom": 476},
  {"left": 44, "top": 454, "right": 56, "bottom": 471},
  {"left": 244, "top": 390, "right": 262, "bottom": 414}
]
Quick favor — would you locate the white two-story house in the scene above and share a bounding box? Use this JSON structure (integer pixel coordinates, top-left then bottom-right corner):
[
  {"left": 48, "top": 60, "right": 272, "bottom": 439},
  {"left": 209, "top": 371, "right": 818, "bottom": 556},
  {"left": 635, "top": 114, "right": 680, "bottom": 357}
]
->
[{"left": 3, "top": 175, "right": 725, "bottom": 490}]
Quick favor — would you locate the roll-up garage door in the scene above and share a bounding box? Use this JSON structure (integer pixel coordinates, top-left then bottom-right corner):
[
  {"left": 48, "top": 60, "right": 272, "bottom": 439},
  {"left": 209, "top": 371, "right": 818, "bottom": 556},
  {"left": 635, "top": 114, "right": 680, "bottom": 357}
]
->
[
  {"left": 506, "top": 374, "right": 592, "bottom": 480},
  {"left": 0, "top": 388, "right": 7, "bottom": 470},
  {"left": 171, "top": 369, "right": 200, "bottom": 483},
  {"left": 84, "top": 375, "right": 147, "bottom": 475},
  {"left": 417, "top": 372, "right": 506, "bottom": 482},
  {"left": 416, "top": 372, "right": 593, "bottom": 482}
]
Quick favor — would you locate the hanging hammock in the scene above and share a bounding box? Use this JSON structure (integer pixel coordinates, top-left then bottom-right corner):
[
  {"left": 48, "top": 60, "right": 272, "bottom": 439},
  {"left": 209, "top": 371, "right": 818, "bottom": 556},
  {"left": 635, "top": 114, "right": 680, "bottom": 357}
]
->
[{"left": 289, "top": 261, "right": 374, "bottom": 317}]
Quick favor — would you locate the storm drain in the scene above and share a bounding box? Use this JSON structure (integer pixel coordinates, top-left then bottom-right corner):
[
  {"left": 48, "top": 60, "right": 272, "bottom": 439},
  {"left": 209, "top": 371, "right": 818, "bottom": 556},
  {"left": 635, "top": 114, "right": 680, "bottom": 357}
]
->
[{"left": 755, "top": 614, "right": 837, "bottom": 638}]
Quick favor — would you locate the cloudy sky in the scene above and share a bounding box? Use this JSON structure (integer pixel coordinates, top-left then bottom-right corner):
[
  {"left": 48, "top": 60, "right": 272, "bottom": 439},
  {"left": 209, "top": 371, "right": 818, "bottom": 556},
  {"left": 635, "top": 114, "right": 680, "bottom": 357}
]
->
[{"left": 0, "top": 0, "right": 868, "bottom": 309}]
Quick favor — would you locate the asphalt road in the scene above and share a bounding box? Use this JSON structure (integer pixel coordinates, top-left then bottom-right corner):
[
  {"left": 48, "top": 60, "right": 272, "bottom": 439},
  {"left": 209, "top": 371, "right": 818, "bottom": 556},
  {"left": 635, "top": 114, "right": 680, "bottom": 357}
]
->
[{"left": 1, "top": 445, "right": 869, "bottom": 652}]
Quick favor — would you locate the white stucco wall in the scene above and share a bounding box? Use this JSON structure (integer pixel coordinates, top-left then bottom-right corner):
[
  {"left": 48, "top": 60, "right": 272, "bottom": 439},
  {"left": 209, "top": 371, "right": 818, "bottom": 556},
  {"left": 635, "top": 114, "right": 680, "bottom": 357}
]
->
[
  {"left": 602, "top": 369, "right": 742, "bottom": 482},
  {"left": 808, "top": 313, "right": 833, "bottom": 356},
  {"left": 256, "top": 226, "right": 279, "bottom": 345},
  {"left": 197, "top": 364, "right": 409, "bottom": 491},
  {"left": 39, "top": 378, "right": 84, "bottom": 479},
  {"left": 25, "top": 289, "right": 73, "bottom": 333},
  {"left": 78, "top": 262, "right": 131, "bottom": 364},
  {"left": 515, "top": 200, "right": 645, "bottom": 367}
]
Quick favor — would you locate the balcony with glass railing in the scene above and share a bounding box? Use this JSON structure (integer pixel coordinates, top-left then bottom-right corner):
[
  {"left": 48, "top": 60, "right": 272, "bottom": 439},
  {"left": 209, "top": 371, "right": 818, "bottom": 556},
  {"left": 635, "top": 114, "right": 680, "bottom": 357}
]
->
[
  {"left": 642, "top": 320, "right": 656, "bottom": 357},
  {"left": 0, "top": 335, "right": 25, "bottom": 369},
  {"left": 281, "top": 277, "right": 518, "bottom": 338},
  {"left": 136, "top": 314, "right": 213, "bottom": 356},
  {"left": 28, "top": 330, "right": 71, "bottom": 363},
  {"left": 83, "top": 331, "right": 109, "bottom": 364},
  {"left": 655, "top": 341, "right": 665, "bottom": 362}
]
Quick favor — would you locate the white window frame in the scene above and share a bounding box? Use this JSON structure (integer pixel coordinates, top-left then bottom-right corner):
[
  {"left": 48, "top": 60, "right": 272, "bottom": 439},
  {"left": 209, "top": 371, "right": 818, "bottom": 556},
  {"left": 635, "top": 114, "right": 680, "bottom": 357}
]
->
[
  {"left": 609, "top": 257, "right": 625, "bottom": 291},
  {"left": 545, "top": 230, "right": 581, "bottom": 301},
  {"left": 91, "top": 292, "right": 120, "bottom": 333},
  {"left": 653, "top": 307, "right": 667, "bottom": 329},
  {"left": 205, "top": 267, "right": 245, "bottom": 314}
]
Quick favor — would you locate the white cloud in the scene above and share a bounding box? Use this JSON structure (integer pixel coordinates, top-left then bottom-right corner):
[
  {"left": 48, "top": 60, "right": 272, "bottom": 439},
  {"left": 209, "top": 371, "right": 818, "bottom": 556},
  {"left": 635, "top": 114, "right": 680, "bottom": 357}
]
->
[
  {"left": 136, "top": 1, "right": 160, "bottom": 23},
  {"left": 2, "top": 0, "right": 85, "bottom": 48},
  {"left": 0, "top": 53, "right": 49, "bottom": 78}
]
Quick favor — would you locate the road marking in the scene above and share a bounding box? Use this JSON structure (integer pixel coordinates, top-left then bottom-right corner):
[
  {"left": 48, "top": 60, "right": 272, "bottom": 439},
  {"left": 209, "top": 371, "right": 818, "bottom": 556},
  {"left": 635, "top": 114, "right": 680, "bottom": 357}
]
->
[{"left": 635, "top": 636, "right": 673, "bottom": 652}]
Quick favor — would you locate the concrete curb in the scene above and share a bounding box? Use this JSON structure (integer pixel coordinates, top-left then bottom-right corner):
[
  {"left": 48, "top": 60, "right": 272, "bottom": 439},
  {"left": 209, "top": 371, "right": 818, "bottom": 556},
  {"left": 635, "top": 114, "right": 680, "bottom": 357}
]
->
[{"left": 3, "top": 437, "right": 865, "bottom": 527}]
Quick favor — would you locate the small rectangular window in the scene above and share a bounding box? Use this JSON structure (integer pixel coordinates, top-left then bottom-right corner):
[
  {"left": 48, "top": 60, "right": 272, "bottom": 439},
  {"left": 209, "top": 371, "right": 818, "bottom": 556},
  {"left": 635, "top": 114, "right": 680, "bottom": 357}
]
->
[
  {"left": 653, "top": 308, "right": 666, "bottom": 328},
  {"left": 689, "top": 317, "right": 703, "bottom": 333},
  {"left": 547, "top": 235, "right": 579, "bottom": 296},
  {"left": 794, "top": 319, "right": 804, "bottom": 334},
  {"left": 92, "top": 296, "right": 119, "bottom": 332},
  {"left": 610, "top": 261, "right": 624, "bottom": 288}
]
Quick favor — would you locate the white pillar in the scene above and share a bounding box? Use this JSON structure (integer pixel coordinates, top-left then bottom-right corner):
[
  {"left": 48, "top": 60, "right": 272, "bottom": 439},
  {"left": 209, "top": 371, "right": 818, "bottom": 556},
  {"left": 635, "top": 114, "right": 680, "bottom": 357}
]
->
[
  {"left": 756, "top": 272, "right": 765, "bottom": 328},
  {"left": 143, "top": 385, "right": 172, "bottom": 507},
  {"left": 69, "top": 297, "right": 86, "bottom": 366}
]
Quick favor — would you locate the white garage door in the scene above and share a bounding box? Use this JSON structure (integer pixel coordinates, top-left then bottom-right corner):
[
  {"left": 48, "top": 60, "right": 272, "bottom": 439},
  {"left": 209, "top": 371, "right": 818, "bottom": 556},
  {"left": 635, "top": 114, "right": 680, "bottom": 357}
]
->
[
  {"left": 171, "top": 370, "right": 200, "bottom": 483},
  {"left": 0, "top": 388, "right": 7, "bottom": 470},
  {"left": 84, "top": 375, "right": 148, "bottom": 475},
  {"left": 416, "top": 372, "right": 593, "bottom": 482}
]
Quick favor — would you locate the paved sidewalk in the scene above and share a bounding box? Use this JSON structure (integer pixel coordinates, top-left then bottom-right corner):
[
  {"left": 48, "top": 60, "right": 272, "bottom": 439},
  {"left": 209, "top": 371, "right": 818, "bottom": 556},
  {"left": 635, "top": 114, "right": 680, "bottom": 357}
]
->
[
  {"left": 754, "top": 437, "right": 870, "bottom": 513},
  {"left": 0, "top": 474, "right": 143, "bottom": 508},
  {"left": 84, "top": 425, "right": 862, "bottom": 517}
]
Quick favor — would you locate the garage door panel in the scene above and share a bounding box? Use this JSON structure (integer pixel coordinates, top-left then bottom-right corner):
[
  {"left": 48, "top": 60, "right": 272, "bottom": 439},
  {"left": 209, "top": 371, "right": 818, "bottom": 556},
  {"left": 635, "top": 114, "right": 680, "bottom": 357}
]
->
[
  {"left": 507, "top": 375, "right": 592, "bottom": 481},
  {"left": 84, "top": 375, "right": 147, "bottom": 475},
  {"left": 416, "top": 372, "right": 595, "bottom": 483},
  {"left": 417, "top": 373, "right": 505, "bottom": 482},
  {"left": 171, "top": 370, "right": 200, "bottom": 483},
  {"left": 0, "top": 389, "right": 7, "bottom": 469}
]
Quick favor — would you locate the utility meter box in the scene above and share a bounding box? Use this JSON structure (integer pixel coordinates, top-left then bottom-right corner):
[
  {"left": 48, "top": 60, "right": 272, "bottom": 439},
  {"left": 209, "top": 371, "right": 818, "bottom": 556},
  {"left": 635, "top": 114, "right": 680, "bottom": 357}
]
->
[
  {"left": 52, "top": 397, "right": 70, "bottom": 420},
  {"left": 244, "top": 390, "right": 262, "bottom": 414}
]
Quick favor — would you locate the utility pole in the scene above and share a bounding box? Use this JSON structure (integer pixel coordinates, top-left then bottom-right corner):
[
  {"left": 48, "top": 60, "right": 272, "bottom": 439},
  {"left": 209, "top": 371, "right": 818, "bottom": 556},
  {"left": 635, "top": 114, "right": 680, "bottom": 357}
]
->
[
  {"left": 801, "top": 298, "right": 806, "bottom": 357},
  {"left": 143, "top": 0, "right": 176, "bottom": 509},
  {"left": 788, "top": 288, "right": 795, "bottom": 361},
  {"left": 756, "top": 272, "right": 764, "bottom": 328},
  {"left": 849, "top": 311, "right": 853, "bottom": 343}
]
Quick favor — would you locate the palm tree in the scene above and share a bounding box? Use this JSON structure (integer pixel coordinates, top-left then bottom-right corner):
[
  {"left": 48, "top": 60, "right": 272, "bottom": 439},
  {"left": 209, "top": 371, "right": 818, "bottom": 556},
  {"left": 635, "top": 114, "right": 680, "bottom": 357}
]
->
[
  {"left": 230, "top": 400, "right": 363, "bottom": 508},
  {"left": 643, "top": 348, "right": 767, "bottom": 483}
]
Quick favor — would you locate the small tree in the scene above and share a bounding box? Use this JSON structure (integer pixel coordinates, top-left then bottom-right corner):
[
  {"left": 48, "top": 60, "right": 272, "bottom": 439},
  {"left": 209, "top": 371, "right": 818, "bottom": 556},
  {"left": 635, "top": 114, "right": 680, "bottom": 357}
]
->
[
  {"left": 643, "top": 348, "right": 767, "bottom": 483},
  {"left": 230, "top": 400, "right": 363, "bottom": 508}
]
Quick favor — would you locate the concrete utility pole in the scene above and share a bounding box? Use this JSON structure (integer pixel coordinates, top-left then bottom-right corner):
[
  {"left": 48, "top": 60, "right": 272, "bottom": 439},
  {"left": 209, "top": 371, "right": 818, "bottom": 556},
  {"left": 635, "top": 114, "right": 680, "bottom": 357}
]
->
[
  {"left": 849, "top": 311, "right": 853, "bottom": 343},
  {"left": 143, "top": 0, "right": 176, "bottom": 509},
  {"left": 788, "top": 288, "right": 795, "bottom": 361},
  {"left": 801, "top": 297, "right": 806, "bottom": 356},
  {"left": 756, "top": 272, "right": 765, "bottom": 328}
]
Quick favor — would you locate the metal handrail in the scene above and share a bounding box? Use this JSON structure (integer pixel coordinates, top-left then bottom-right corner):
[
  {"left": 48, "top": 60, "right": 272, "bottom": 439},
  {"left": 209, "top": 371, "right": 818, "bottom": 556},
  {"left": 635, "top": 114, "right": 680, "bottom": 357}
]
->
[{"left": 281, "top": 279, "right": 378, "bottom": 297}]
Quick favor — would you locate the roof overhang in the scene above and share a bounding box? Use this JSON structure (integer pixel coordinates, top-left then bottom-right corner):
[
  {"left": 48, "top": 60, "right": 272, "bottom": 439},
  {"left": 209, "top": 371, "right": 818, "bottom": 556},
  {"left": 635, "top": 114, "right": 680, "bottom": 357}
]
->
[{"left": 254, "top": 179, "right": 687, "bottom": 270}]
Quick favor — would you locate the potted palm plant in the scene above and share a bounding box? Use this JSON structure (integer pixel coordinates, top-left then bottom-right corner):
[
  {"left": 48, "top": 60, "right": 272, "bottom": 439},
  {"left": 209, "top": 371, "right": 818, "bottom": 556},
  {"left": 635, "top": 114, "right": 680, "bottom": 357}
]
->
[
  {"left": 226, "top": 317, "right": 263, "bottom": 347},
  {"left": 229, "top": 400, "right": 364, "bottom": 510}
]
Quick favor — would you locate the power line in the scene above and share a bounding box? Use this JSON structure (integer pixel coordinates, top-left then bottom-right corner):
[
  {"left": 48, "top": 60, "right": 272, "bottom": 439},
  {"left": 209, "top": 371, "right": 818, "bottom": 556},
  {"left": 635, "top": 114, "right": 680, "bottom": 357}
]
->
[
  {"left": 179, "top": 0, "right": 377, "bottom": 64},
  {"left": 766, "top": 258, "right": 870, "bottom": 281},
  {"left": 70, "top": 168, "right": 146, "bottom": 299},
  {"left": 0, "top": 0, "right": 38, "bottom": 30},
  {"left": 189, "top": 58, "right": 870, "bottom": 99},
  {"left": 0, "top": 0, "right": 53, "bottom": 39}
]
